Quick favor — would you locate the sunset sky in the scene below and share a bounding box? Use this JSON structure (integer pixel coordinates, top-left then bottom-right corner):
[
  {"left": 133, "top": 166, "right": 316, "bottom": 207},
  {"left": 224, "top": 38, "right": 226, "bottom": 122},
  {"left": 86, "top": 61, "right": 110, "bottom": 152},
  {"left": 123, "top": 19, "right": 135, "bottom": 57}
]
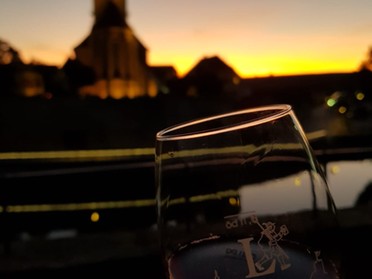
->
[{"left": 0, "top": 0, "right": 371, "bottom": 78}]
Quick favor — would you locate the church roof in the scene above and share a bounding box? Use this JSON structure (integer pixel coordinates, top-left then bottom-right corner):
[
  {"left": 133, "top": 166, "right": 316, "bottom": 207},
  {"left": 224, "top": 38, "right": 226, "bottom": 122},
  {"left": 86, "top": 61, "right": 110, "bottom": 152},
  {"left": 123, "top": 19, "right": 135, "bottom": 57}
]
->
[
  {"left": 185, "top": 56, "right": 240, "bottom": 79},
  {"left": 93, "top": 1, "right": 127, "bottom": 30}
]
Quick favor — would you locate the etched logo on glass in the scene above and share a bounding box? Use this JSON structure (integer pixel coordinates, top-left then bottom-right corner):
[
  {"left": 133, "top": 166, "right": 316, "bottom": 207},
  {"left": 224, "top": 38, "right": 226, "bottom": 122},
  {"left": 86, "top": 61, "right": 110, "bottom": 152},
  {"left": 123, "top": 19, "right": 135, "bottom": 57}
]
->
[
  {"left": 223, "top": 212, "right": 332, "bottom": 278},
  {"left": 237, "top": 214, "right": 290, "bottom": 278}
]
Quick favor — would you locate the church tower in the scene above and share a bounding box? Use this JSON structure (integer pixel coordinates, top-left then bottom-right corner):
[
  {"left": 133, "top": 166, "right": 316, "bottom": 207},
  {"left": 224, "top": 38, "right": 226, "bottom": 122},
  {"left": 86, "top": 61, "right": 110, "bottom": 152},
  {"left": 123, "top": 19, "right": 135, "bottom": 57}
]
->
[
  {"left": 95, "top": 0, "right": 126, "bottom": 22},
  {"left": 73, "top": 0, "right": 157, "bottom": 99}
]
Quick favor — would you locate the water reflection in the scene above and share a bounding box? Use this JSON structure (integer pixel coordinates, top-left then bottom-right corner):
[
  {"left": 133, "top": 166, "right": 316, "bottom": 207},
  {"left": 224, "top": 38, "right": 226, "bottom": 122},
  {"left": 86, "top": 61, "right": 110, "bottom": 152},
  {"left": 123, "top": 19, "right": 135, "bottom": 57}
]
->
[
  {"left": 326, "top": 160, "right": 372, "bottom": 209},
  {"left": 239, "top": 171, "right": 326, "bottom": 216}
]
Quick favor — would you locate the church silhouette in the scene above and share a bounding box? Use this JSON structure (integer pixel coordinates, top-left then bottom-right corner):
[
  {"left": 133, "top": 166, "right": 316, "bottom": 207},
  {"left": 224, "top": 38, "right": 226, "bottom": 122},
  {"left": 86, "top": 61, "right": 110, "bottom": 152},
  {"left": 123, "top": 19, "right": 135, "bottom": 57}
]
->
[{"left": 70, "top": 0, "right": 158, "bottom": 99}]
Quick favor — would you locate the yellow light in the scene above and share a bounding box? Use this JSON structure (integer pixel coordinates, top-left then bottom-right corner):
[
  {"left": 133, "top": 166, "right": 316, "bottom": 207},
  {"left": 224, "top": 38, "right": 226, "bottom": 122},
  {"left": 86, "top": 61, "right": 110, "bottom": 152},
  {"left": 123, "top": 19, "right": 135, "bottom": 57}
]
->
[
  {"left": 294, "top": 177, "right": 302, "bottom": 187},
  {"left": 5, "top": 199, "right": 156, "bottom": 213},
  {"left": 0, "top": 148, "right": 154, "bottom": 161},
  {"left": 338, "top": 106, "right": 347, "bottom": 114},
  {"left": 91, "top": 212, "right": 100, "bottom": 222},
  {"left": 229, "top": 197, "right": 239, "bottom": 206},
  {"left": 168, "top": 197, "right": 186, "bottom": 206},
  {"left": 356, "top": 92, "right": 365, "bottom": 101},
  {"left": 330, "top": 165, "right": 340, "bottom": 175},
  {"left": 189, "top": 190, "right": 238, "bottom": 203},
  {"left": 232, "top": 76, "right": 240, "bottom": 85}
]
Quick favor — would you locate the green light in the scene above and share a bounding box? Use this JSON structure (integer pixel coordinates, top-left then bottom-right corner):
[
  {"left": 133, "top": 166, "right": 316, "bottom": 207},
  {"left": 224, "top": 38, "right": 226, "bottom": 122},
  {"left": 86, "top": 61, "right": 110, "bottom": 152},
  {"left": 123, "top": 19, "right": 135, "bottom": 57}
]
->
[{"left": 327, "top": 98, "right": 336, "bottom": 107}]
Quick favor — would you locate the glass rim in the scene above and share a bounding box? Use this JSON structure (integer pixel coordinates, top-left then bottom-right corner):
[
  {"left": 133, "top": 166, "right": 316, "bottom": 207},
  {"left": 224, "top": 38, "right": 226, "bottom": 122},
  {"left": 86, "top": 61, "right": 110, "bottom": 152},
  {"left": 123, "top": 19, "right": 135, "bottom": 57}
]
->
[{"left": 156, "top": 104, "right": 292, "bottom": 141}]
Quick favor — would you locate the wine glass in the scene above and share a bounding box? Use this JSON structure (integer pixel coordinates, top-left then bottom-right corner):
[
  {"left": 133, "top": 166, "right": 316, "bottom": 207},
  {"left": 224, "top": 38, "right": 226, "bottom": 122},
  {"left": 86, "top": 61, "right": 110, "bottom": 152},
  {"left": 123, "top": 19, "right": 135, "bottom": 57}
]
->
[{"left": 155, "top": 104, "right": 340, "bottom": 279}]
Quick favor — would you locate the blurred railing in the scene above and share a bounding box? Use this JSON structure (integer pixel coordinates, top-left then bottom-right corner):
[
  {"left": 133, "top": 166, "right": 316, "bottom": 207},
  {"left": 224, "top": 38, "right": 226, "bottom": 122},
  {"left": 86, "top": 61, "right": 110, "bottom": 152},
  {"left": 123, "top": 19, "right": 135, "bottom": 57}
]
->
[{"left": 0, "top": 132, "right": 371, "bottom": 251}]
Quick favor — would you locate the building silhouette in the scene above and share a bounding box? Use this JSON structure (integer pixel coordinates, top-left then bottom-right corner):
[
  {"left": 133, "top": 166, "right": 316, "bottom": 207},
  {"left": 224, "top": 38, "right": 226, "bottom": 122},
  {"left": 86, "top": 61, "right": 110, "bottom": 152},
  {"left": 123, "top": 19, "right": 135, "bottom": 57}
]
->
[
  {"left": 182, "top": 56, "right": 241, "bottom": 97},
  {"left": 72, "top": 0, "right": 157, "bottom": 99}
]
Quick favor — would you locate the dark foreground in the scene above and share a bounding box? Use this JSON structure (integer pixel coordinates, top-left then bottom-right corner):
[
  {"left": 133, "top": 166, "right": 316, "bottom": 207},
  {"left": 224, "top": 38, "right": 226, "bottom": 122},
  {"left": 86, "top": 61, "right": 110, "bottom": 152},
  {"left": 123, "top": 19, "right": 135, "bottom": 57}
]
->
[{"left": 0, "top": 228, "right": 166, "bottom": 278}]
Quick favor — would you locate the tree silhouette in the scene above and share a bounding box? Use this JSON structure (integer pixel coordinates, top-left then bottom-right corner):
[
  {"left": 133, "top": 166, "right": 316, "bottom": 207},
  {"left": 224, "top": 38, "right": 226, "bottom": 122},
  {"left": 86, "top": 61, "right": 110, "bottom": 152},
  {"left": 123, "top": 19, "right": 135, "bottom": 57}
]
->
[
  {"left": 0, "top": 38, "right": 22, "bottom": 65},
  {"left": 359, "top": 46, "right": 372, "bottom": 72}
]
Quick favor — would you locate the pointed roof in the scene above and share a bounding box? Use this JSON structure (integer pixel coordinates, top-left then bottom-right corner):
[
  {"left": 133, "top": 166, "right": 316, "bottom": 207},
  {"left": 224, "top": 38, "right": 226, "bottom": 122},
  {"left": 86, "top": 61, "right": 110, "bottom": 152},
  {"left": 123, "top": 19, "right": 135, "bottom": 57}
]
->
[
  {"left": 93, "top": 1, "right": 127, "bottom": 30},
  {"left": 185, "top": 56, "right": 239, "bottom": 79}
]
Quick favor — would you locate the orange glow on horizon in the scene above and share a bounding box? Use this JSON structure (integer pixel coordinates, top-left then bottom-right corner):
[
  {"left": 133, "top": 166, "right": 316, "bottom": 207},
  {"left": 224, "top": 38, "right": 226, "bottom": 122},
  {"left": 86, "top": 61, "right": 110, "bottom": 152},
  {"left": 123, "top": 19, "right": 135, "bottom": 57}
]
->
[
  {"left": 20, "top": 49, "right": 72, "bottom": 67},
  {"left": 148, "top": 34, "right": 363, "bottom": 78},
  {"left": 16, "top": 24, "right": 364, "bottom": 78},
  {"left": 19, "top": 48, "right": 361, "bottom": 78},
  {"left": 1, "top": 0, "right": 370, "bottom": 79},
  {"left": 152, "top": 54, "right": 361, "bottom": 79},
  {"left": 229, "top": 56, "right": 360, "bottom": 78}
]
